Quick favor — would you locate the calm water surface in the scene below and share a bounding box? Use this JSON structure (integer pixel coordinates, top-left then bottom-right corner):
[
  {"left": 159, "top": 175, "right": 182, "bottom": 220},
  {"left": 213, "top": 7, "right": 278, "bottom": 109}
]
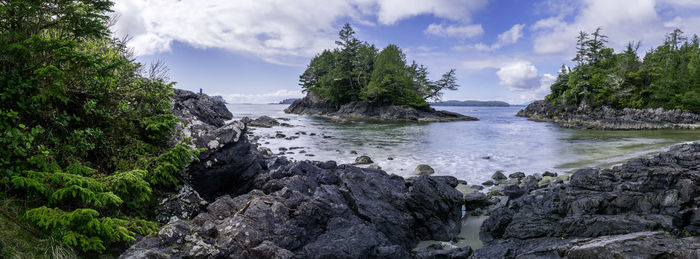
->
[{"left": 228, "top": 104, "right": 699, "bottom": 185}]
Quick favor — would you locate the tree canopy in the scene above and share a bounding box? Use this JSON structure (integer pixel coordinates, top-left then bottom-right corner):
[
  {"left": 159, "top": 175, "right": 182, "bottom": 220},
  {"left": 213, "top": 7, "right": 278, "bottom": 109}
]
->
[
  {"left": 547, "top": 28, "right": 700, "bottom": 113},
  {"left": 1, "top": 0, "right": 197, "bottom": 256},
  {"left": 299, "top": 23, "right": 458, "bottom": 109}
]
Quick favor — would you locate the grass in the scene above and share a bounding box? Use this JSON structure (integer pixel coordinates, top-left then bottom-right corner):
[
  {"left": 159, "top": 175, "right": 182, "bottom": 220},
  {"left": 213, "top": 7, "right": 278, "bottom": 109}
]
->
[{"left": 0, "top": 195, "right": 77, "bottom": 259}]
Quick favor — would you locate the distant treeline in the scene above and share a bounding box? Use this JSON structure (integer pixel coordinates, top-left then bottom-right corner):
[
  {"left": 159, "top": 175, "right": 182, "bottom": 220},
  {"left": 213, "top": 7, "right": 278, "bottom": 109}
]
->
[
  {"left": 430, "top": 100, "right": 510, "bottom": 107},
  {"left": 279, "top": 98, "right": 299, "bottom": 104},
  {"left": 547, "top": 28, "right": 700, "bottom": 113}
]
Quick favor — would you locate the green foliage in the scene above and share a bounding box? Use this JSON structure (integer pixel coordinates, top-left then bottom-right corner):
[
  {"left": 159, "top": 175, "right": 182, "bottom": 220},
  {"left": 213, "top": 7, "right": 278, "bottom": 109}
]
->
[
  {"left": 547, "top": 28, "right": 700, "bottom": 113},
  {"left": 0, "top": 0, "right": 199, "bottom": 254},
  {"left": 299, "top": 23, "right": 458, "bottom": 109}
]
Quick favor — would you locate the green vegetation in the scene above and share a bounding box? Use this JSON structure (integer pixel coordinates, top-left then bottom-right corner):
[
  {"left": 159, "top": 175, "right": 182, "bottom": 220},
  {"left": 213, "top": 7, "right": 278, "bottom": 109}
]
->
[
  {"left": 1, "top": 0, "right": 198, "bottom": 256},
  {"left": 299, "top": 23, "right": 459, "bottom": 109},
  {"left": 546, "top": 28, "right": 700, "bottom": 113}
]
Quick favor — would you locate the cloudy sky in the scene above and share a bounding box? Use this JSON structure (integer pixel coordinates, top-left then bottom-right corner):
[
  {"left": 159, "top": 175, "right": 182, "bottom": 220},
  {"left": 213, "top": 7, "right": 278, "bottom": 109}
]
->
[{"left": 112, "top": 0, "right": 700, "bottom": 104}]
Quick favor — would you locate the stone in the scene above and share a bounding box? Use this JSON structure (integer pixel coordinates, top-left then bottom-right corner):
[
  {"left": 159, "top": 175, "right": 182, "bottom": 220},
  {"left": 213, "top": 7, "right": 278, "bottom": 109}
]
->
[
  {"left": 155, "top": 184, "right": 207, "bottom": 223},
  {"left": 543, "top": 171, "right": 557, "bottom": 177},
  {"left": 414, "top": 164, "right": 435, "bottom": 175},
  {"left": 482, "top": 180, "right": 495, "bottom": 186},
  {"left": 492, "top": 171, "right": 507, "bottom": 180},
  {"left": 508, "top": 172, "right": 525, "bottom": 179},
  {"left": 355, "top": 156, "right": 373, "bottom": 164}
]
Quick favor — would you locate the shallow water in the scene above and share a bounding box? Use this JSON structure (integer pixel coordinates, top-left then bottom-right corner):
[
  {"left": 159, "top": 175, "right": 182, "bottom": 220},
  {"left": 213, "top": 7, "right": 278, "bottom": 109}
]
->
[{"left": 228, "top": 104, "right": 699, "bottom": 185}]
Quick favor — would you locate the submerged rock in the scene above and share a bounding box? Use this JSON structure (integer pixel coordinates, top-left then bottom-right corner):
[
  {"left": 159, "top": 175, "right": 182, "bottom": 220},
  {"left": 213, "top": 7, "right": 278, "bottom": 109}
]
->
[{"left": 244, "top": 115, "right": 281, "bottom": 128}]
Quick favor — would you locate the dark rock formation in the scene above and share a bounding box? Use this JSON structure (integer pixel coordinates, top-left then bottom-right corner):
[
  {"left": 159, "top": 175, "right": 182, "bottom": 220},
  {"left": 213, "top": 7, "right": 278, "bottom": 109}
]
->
[
  {"left": 415, "top": 244, "right": 473, "bottom": 259},
  {"left": 243, "top": 115, "right": 281, "bottom": 128},
  {"left": 517, "top": 100, "right": 700, "bottom": 129},
  {"left": 474, "top": 142, "right": 700, "bottom": 258},
  {"left": 121, "top": 160, "right": 464, "bottom": 258},
  {"left": 285, "top": 94, "right": 478, "bottom": 122},
  {"left": 173, "top": 89, "right": 232, "bottom": 137}
]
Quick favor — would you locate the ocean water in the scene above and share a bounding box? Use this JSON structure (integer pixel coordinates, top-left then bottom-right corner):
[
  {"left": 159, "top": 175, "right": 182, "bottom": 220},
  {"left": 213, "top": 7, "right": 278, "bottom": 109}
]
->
[{"left": 227, "top": 103, "right": 700, "bottom": 185}]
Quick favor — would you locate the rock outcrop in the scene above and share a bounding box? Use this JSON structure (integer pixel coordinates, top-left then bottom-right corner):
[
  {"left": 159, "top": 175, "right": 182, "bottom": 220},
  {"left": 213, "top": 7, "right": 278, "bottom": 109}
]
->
[
  {"left": 172, "top": 89, "right": 233, "bottom": 138},
  {"left": 121, "top": 89, "right": 465, "bottom": 258},
  {"left": 121, "top": 160, "right": 464, "bottom": 258},
  {"left": 473, "top": 142, "right": 700, "bottom": 258},
  {"left": 285, "top": 93, "right": 478, "bottom": 122},
  {"left": 517, "top": 100, "right": 700, "bottom": 129}
]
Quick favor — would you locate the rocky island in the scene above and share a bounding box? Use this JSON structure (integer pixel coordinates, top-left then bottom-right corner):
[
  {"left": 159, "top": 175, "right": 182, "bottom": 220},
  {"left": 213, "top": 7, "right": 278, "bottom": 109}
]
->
[
  {"left": 517, "top": 28, "right": 700, "bottom": 130},
  {"left": 285, "top": 24, "right": 477, "bottom": 122}
]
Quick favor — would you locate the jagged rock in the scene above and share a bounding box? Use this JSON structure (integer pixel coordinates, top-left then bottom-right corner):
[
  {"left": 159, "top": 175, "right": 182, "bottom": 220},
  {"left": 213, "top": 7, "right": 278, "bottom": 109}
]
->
[
  {"left": 155, "top": 184, "right": 207, "bottom": 223},
  {"left": 285, "top": 94, "right": 478, "bottom": 122},
  {"left": 172, "top": 89, "right": 232, "bottom": 140},
  {"left": 491, "top": 171, "right": 507, "bottom": 180},
  {"left": 124, "top": 160, "right": 464, "bottom": 258},
  {"left": 415, "top": 243, "right": 473, "bottom": 259},
  {"left": 244, "top": 115, "right": 281, "bottom": 128},
  {"left": 508, "top": 172, "right": 525, "bottom": 179},
  {"left": 414, "top": 164, "right": 435, "bottom": 175},
  {"left": 475, "top": 142, "right": 700, "bottom": 258},
  {"left": 517, "top": 100, "right": 700, "bottom": 129}
]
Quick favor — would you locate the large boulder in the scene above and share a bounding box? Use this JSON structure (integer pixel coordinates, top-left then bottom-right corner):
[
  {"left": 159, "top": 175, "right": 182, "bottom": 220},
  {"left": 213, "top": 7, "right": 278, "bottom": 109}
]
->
[
  {"left": 475, "top": 142, "right": 700, "bottom": 258},
  {"left": 173, "top": 89, "right": 232, "bottom": 138},
  {"left": 121, "top": 160, "right": 464, "bottom": 258}
]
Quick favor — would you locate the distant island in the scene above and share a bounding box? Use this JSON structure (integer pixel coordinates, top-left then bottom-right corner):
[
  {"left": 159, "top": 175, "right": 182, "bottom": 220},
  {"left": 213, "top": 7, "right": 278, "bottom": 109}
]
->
[
  {"left": 278, "top": 98, "right": 299, "bottom": 104},
  {"left": 286, "top": 23, "right": 477, "bottom": 122},
  {"left": 518, "top": 28, "right": 700, "bottom": 129},
  {"left": 430, "top": 100, "right": 509, "bottom": 107}
]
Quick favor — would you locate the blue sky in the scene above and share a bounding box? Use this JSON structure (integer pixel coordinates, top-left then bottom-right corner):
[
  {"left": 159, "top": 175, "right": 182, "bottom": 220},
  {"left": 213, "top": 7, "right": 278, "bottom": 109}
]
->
[{"left": 112, "top": 0, "right": 700, "bottom": 104}]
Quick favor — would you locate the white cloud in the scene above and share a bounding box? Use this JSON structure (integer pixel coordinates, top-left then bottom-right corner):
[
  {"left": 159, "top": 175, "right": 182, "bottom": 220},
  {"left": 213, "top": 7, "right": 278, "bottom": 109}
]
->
[
  {"left": 466, "top": 24, "right": 525, "bottom": 51},
  {"left": 530, "top": 0, "right": 700, "bottom": 57},
  {"left": 496, "top": 61, "right": 540, "bottom": 90},
  {"left": 112, "top": 0, "right": 489, "bottom": 64},
  {"left": 375, "top": 0, "right": 487, "bottom": 25},
  {"left": 424, "top": 24, "right": 484, "bottom": 39},
  {"left": 217, "top": 89, "right": 304, "bottom": 104}
]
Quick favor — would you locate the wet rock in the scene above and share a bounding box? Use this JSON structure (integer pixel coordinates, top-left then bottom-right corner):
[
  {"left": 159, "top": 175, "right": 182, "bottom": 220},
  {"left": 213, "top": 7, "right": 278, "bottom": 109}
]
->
[
  {"left": 414, "top": 164, "right": 435, "bottom": 176},
  {"left": 464, "top": 193, "right": 488, "bottom": 211},
  {"left": 491, "top": 171, "right": 507, "bottom": 181},
  {"left": 355, "top": 156, "right": 373, "bottom": 164},
  {"left": 368, "top": 164, "right": 382, "bottom": 170},
  {"left": 508, "top": 172, "right": 525, "bottom": 179},
  {"left": 258, "top": 147, "right": 274, "bottom": 156},
  {"left": 245, "top": 115, "right": 281, "bottom": 128},
  {"left": 350, "top": 150, "right": 358, "bottom": 154},
  {"left": 481, "top": 156, "right": 491, "bottom": 160},
  {"left": 278, "top": 147, "right": 287, "bottom": 151},
  {"left": 275, "top": 133, "right": 286, "bottom": 138},
  {"left": 388, "top": 157, "right": 394, "bottom": 160},
  {"left": 414, "top": 243, "right": 473, "bottom": 259},
  {"left": 482, "top": 180, "right": 494, "bottom": 186},
  {"left": 542, "top": 171, "right": 557, "bottom": 177}
]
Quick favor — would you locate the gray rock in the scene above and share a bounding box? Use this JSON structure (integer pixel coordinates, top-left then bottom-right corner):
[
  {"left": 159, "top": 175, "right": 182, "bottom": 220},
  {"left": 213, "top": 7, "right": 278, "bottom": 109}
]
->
[
  {"left": 476, "top": 142, "right": 700, "bottom": 258},
  {"left": 244, "top": 115, "right": 281, "bottom": 128},
  {"left": 155, "top": 184, "right": 207, "bottom": 223},
  {"left": 355, "top": 156, "right": 373, "bottom": 164},
  {"left": 482, "top": 180, "right": 494, "bottom": 186},
  {"left": 414, "top": 164, "right": 435, "bottom": 175},
  {"left": 508, "top": 172, "right": 525, "bottom": 179},
  {"left": 492, "top": 171, "right": 507, "bottom": 180},
  {"left": 517, "top": 100, "right": 700, "bottom": 129},
  {"left": 415, "top": 244, "right": 473, "bottom": 259}
]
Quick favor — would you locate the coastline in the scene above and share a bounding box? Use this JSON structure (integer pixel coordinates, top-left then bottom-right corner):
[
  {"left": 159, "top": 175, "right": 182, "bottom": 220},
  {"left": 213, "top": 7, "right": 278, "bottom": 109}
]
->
[
  {"left": 120, "top": 90, "right": 699, "bottom": 258},
  {"left": 517, "top": 100, "right": 700, "bottom": 130}
]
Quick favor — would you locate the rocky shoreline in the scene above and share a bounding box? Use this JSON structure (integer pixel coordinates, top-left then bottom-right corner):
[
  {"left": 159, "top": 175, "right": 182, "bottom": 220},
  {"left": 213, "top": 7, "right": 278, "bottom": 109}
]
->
[
  {"left": 518, "top": 100, "right": 700, "bottom": 130},
  {"left": 285, "top": 93, "right": 478, "bottom": 122},
  {"left": 119, "top": 89, "right": 698, "bottom": 258}
]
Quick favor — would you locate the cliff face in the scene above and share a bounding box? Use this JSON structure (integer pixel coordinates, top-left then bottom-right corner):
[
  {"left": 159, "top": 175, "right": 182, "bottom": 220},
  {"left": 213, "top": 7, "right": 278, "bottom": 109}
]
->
[
  {"left": 518, "top": 100, "right": 700, "bottom": 129},
  {"left": 285, "top": 93, "right": 478, "bottom": 122}
]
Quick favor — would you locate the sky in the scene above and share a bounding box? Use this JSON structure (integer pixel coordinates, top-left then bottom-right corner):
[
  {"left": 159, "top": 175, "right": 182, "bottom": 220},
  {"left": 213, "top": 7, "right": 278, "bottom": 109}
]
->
[{"left": 112, "top": 0, "right": 700, "bottom": 104}]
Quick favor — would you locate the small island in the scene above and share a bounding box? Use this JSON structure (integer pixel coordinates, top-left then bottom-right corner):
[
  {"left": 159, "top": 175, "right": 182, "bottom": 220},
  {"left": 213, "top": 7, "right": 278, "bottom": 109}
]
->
[
  {"left": 285, "top": 24, "right": 477, "bottom": 122},
  {"left": 431, "top": 100, "right": 510, "bottom": 107},
  {"left": 519, "top": 28, "right": 700, "bottom": 129}
]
